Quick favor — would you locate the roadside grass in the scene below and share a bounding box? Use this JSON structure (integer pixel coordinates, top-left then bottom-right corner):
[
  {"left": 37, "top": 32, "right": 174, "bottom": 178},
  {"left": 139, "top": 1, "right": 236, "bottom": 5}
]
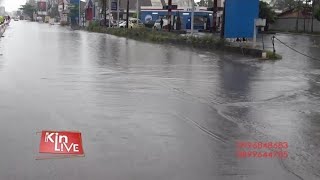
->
[
  {"left": 266, "top": 50, "right": 282, "bottom": 60},
  {"left": 87, "top": 22, "right": 282, "bottom": 60}
]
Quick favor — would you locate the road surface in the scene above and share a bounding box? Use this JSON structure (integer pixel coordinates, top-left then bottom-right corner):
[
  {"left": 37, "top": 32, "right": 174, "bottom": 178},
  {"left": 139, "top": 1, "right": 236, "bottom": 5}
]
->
[{"left": 0, "top": 21, "right": 319, "bottom": 180}]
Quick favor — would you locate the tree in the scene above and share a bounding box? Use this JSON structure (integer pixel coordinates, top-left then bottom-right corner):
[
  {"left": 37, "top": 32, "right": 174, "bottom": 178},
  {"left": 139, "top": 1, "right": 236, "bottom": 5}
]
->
[
  {"left": 313, "top": 0, "right": 320, "bottom": 20},
  {"left": 48, "top": 4, "right": 59, "bottom": 18},
  {"left": 19, "top": 3, "right": 37, "bottom": 21},
  {"left": 272, "top": 0, "right": 297, "bottom": 10},
  {"left": 259, "top": 1, "right": 277, "bottom": 24}
]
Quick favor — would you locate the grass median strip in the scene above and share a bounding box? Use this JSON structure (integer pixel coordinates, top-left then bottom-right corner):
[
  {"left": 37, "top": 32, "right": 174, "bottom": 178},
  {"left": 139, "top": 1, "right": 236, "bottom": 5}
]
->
[{"left": 86, "top": 22, "right": 281, "bottom": 60}]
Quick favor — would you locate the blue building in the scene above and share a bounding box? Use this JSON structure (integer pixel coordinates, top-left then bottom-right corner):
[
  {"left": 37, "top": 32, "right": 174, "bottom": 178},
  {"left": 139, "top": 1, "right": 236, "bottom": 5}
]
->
[{"left": 140, "top": 8, "right": 214, "bottom": 30}]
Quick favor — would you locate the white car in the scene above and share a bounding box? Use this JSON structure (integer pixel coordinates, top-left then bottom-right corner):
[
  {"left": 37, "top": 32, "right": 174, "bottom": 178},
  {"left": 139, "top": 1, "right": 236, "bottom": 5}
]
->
[
  {"left": 118, "top": 18, "right": 144, "bottom": 28},
  {"left": 119, "top": 21, "right": 127, "bottom": 28},
  {"left": 154, "top": 19, "right": 168, "bottom": 29}
]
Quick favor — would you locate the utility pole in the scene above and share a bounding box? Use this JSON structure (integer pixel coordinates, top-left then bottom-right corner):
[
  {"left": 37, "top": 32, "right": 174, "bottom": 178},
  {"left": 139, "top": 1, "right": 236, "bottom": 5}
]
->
[
  {"left": 137, "top": 0, "right": 139, "bottom": 20},
  {"left": 108, "top": 0, "right": 111, "bottom": 27},
  {"left": 191, "top": 0, "right": 194, "bottom": 35},
  {"left": 212, "top": 0, "right": 217, "bottom": 33},
  {"left": 117, "top": 0, "right": 119, "bottom": 27},
  {"left": 311, "top": 0, "right": 315, "bottom": 32},
  {"left": 126, "top": 0, "right": 129, "bottom": 28},
  {"left": 168, "top": 0, "right": 172, "bottom": 31},
  {"left": 220, "top": 0, "right": 226, "bottom": 39},
  {"left": 104, "top": 0, "right": 107, "bottom": 26}
]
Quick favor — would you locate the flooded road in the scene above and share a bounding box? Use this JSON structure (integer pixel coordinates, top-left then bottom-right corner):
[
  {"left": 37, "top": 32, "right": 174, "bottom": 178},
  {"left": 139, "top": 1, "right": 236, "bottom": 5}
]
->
[{"left": 0, "top": 21, "right": 319, "bottom": 180}]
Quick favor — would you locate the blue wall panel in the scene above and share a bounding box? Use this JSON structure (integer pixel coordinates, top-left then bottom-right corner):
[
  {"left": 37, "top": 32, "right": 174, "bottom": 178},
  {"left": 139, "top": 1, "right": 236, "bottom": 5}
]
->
[{"left": 224, "top": 0, "right": 259, "bottom": 38}]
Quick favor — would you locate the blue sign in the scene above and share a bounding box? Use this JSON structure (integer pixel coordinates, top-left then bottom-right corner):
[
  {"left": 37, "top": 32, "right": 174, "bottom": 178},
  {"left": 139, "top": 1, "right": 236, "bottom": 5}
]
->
[
  {"left": 224, "top": 0, "right": 259, "bottom": 38},
  {"left": 111, "top": 2, "right": 117, "bottom": 11},
  {"left": 69, "top": 0, "right": 80, "bottom": 25}
]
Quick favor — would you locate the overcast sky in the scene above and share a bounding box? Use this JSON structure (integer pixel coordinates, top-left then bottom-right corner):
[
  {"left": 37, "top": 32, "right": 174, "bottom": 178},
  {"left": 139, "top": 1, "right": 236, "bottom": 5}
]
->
[
  {"left": 0, "top": 0, "right": 273, "bottom": 13},
  {"left": 1, "top": 0, "right": 26, "bottom": 12}
]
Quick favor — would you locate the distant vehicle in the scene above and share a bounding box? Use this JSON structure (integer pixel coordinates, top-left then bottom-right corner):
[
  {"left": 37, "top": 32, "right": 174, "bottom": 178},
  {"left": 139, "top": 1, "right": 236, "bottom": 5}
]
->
[
  {"left": 129, "top": 18, "right": 144, "bottom": 28},
  {"left": 119, "top": 21, "right": 127, "bottom": 28},
  {"left": 118, "top": 18, "right": 144, "bottom": 28},
  {"left": 36, "top": 17, "right": 43, "bottom": 22},
  {"left": 154, "top": 19, "right": 168, "bottom": 29},
  {"left": 14, "top": 17, "right": 19, "bottom": 21}
]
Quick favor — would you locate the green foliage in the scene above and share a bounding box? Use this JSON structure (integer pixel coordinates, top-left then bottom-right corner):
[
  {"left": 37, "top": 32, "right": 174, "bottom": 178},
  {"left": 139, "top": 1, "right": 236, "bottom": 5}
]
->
[
  {"left": 259, "top": 1, "right": 276, "bottom": 23},
  {"left": 48, "top": 4, "right": 59, "bottom": 18},
  {"left": 87, "top": 27, "right": 228, "bottom": 50},
  {"left": 266, "top": 50, "right": 282, "bottom": 60},
  {"left": 19, "top": 3, "right": 37, "bottom": 20},
  {"left": 132, "top": 13, "right": 137, "bottom": 18},
  {"left": 272, "top": 0, "right": 298, "bottom": 10},
  {"left": 87, "top": 21, "right": 102, "bottom": 31},
  {"left": 314, "top": 3, "right": 320, "bottom": 21}
]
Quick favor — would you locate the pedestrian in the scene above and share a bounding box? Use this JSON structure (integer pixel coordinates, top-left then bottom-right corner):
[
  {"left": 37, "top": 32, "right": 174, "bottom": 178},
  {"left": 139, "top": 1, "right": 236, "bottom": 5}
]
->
[{"left": 160, "top": 18, "right": 164, "bottom": 29}]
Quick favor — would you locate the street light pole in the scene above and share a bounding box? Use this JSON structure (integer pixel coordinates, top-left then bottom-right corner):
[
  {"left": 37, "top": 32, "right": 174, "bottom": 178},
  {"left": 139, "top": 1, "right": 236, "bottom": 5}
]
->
[
  {"left": 108, "top": 0, "right": 111, "bottom": 27},
  {"left": 168, "top": 0, "right": 172, "bottom": 31},
  {"left": 220, "top": 0, "right": 226, "bottom": 39},
  {"left": 191, "top": 0, "right": 194, "bottom": 35},
  {"left": 126, "top": 0, "right": 129, "bottom": 28},
  {"left": 137, "top": 0, "right": 139, "bottom": 20},
  {"left": 117, "top": 0, "right": 119, "bottom": 27}
]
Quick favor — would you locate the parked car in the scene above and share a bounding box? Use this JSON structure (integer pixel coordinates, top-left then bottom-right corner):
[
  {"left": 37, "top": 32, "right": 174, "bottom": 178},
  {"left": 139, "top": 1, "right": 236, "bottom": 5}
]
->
[
  {"left": 36, "top": 17, "right": 43, "bottom": 22},
  {"left": 118, "top": 18, "right": 144, "bottom": 28},
  {"left": 119, "top": 21, "right": 127, "bottom": 28},
  {"left": 130, "top": 18, "right": 144, "bottom": 28},
  {"left": 154, "top": 19, "right": 168, "bottom": 29},
  {"left": 14, "top": 17, "right": 19, "bottom": 21}
]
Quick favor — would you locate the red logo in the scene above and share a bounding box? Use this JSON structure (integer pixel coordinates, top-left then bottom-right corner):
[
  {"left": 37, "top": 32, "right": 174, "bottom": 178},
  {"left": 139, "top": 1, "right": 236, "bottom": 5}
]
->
[{"left": 39, "top": 130, "right": 84, "bottom": 155}]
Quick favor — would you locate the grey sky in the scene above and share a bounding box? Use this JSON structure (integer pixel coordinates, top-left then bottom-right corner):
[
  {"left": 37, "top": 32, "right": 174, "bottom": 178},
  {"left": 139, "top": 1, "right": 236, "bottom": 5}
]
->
[{"left": 1, "top": 0, "right": 26, "bottom": 12}]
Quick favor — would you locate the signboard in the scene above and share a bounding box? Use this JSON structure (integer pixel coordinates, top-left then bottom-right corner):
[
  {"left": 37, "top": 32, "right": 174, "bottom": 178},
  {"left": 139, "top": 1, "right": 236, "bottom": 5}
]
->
[
  {"left": 38, "top": 1, "right": 47, "bottom": 12},
  {"left": 69, "top": 0, "right": 80, "bottom": 25},
  {"left": 111, "top": 2, "right": 117, "bottom": 11},
  {"left": 163, "top": 5, "right": 177, "bottom": 10},
  {"left": 39, "top": 130, "right": 84, "bottom": 155},
  {"left": 224, "top": 0, "right": 259, "bottom": 38}
]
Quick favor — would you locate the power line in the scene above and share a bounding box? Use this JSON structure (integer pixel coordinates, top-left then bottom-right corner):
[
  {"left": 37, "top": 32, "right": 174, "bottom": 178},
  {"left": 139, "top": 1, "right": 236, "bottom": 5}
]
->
[{"left": 273, "top": 36, "right": 320, "bottom": 61}]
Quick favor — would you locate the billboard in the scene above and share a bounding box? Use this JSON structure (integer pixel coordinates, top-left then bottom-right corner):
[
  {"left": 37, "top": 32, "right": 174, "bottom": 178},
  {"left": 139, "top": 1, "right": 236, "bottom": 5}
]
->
[
  {"left": 38, "top": 1, "right": 47, "bottom": 12},
  {"left": 224, "top": 0, "right": 259, "bottom": 38},
  {"left": 69, "top": 0, "right": 80, "bottom": 25}
]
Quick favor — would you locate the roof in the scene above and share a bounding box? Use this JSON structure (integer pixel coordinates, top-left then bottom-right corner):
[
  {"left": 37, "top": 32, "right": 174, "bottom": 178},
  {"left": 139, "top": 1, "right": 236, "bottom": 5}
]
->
[{"left": 277, "top": 7, "right": 312, "bottom": 18}]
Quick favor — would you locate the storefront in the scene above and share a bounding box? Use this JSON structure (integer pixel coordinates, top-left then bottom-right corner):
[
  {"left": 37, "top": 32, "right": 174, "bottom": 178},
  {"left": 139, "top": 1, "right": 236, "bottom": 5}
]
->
[{"left": 140, "top": 7, "right": 219, "bottom": 31}]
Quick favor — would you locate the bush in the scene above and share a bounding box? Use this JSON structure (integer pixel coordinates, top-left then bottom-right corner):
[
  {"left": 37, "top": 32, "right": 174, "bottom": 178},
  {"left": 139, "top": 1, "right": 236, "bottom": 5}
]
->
[
  {"left": 266, "top": 50, "right": 282, "bottom": 60},
  {"left": 87, "top": 27, "right": 228, "bottom": 50}
]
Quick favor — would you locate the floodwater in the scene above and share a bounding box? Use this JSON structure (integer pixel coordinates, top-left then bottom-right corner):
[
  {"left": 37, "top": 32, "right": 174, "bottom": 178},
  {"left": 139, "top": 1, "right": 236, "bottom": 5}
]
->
[{"left": 0, "top": 21, "right": 319, "bottom": 180}]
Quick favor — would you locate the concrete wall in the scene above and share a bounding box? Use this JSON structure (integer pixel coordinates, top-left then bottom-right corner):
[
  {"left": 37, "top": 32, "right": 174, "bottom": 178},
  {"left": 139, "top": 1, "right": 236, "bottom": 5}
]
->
[{"left": 270, "top": 18, "right": 320, "bottom": 32}]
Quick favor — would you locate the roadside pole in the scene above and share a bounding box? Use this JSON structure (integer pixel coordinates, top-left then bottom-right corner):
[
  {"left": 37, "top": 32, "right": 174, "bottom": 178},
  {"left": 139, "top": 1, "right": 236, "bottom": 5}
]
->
[
  {"left": 220, "top": 0, "right": 226, "bottom": 39},
  {"left": 108, "top": 0, "right": 111, "bottom": 27},
  {"left": 126, "top": 0, "right": 129, "bottom": 28},
  {"left": 168, "top": 0, "right": 172, "bottom": 31},
  {"left": 117, "top": 0, "right": 119, "bottom": 27},
  {"left": 253, "top": 20, "right": 257, "bottom": 47},
  {"left": 191, "top": 0, "right": 194, "bottom": 35},
  {"left": 137, "top": 0, "right": 139, "bottom": 20},
  {"left": 78, "top": 0, "right": 80, "bottom": 26},
  {"left": 212, "top": 0, "right": 217, "bottom": 33}
]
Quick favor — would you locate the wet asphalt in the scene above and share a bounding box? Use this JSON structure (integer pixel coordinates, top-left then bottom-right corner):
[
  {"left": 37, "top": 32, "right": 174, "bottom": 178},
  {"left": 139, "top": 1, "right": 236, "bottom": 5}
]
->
[{"left": 0, "top": 21, "right": 319, "bottom": 180}]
